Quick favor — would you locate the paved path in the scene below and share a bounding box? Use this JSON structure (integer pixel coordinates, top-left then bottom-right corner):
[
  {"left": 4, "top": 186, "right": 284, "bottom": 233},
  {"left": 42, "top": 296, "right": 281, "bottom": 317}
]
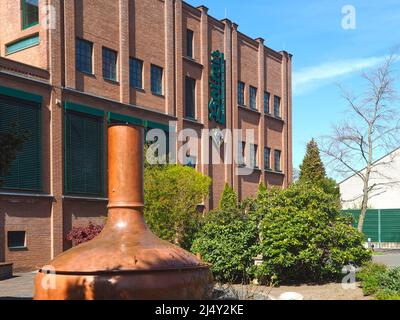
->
[
  {"left": 0, "top": 272, "right": 35, "bottom": 300},
  {"left": 373, "top": 251, "right": 400, "bottom": 267}
]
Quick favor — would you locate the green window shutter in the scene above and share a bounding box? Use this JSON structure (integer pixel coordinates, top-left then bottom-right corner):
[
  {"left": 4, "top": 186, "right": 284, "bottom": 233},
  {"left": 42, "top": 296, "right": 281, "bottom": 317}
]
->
[
  {"left": 65, "top": 110, "right": 104, "bottom": 196},
  {"left": 0, "top": 94, "right": 42, "bottom": 191}
]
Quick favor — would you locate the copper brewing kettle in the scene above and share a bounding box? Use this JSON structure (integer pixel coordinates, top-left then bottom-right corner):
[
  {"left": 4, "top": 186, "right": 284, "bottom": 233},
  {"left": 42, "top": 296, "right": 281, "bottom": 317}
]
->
[{"left": 34, "top": 124, "right": 213, "bottom": 300}]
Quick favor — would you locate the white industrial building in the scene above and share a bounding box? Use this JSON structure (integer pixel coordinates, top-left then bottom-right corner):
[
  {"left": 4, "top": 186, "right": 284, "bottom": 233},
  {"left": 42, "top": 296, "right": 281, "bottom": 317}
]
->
[{"left": 339, "top": 148, "right": 400, "bottom": 210}]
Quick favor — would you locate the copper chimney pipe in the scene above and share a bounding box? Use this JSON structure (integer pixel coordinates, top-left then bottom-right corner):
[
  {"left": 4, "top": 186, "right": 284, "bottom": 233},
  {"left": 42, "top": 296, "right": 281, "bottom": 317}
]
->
[{"left": 34, "top": 124, "right": 213, "bottom": 300}]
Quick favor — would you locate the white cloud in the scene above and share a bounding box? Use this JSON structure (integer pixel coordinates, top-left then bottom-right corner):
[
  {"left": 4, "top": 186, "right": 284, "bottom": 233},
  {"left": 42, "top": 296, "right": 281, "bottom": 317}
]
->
[{"left": 293, "top": 55, "right": 390, "bottom": 95}]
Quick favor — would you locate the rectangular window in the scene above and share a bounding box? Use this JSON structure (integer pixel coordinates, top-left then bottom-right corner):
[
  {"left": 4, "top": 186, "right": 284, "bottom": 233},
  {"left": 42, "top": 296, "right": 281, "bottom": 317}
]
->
[
  {"left": 274, "top": 150, "right": 282, "bottom": 172},
  {"left": 251, "top": 144, "right": 258, "bottom": 168},
  {"left": 264, "top": 147, "right": 271, "bottom": 170},
  {"left": 187, "top": 29, "right": 194, "bottom": 58},
  {"left": 0, "top": 95, "right": 42, "bottom": 191},
  {"left": 22, "top": 0, "right": 39, "bottom": 29},
  {"left": 264, "top": 91, "right": 270, "bottom": 114},
  {"left": 129, "top": 58, "right": 143, "bottom": 89},
  {"left": 274, "top": 96, "right": 281, "bottom": 118},
  {"left": 7, "top": 231, "right": 26, "bottom": 249},
  {"left": 76, "top": 39, "right": 93, "bottom": 74},
  {"left": 103, "top": 47, "right": 118, "bottom": 81},
  {"left": 238, "top": 81, "right": 245, "bottom": 106},
  {"left": 64, "top": 110, "right": 104, "bottom": 196},
  {"left": 6, "top": 34, "right": 40, "bottom": 55},
  {"left": 250, "top": 86, "right": 257, "bottom": 110},
  {"left": 185, "top": 77, "right": 196, "bottom": 119},
  {"left": 238, "top": 141, "right": 246, "bottom": 166},
  {"left": 151, "top": 64, "right": 163, "bottom": 95}
]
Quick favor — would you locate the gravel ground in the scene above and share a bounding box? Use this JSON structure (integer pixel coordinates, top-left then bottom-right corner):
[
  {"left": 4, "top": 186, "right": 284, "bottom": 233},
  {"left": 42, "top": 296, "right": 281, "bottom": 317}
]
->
[{"left": 220, "top": 282, "right": 372, "bottom": 300}]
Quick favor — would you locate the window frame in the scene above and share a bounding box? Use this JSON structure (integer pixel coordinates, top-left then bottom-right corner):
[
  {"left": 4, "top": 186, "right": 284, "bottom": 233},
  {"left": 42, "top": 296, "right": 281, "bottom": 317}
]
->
[
  {"left": 274, "top": 149, "right": 282, "bottom": 172},
  {"left": 238, "top": 81, "right": 245, "bottom": 106},
  {"left": 76, "top": 38, "right": 94, "bottom": 75},
  {"left": 151, "top": 64, "right": 164, "bottom": 96},
  {"left": 251, "top": 144, "right": 258, "bottom": 169},
  {"left": 7, "top": 231, "right": 27, "bottom": 250},
  {"left": 129, "top": 57, "right": 143, "bottom": 89},
  {"left": 22, "top": 0, "right": 39, "bottom": 30},
  {"left": 238, "top": 141, "right": 246, "bottom": 167},
  {"left": 102, "top": 47, "right": 118, "bottom": 82},
  {"left": 264, "top": 147, "right": 271, "bottom": 170},
  {"left": 186, "top": 29, "right": 194, "bottom": 58},
  {"left": 250, "top": 86, "right": 257, "bottom": 110},
  {"left": 264, "top": 91, "right": 270, "bottom": 114},
  {"left": 274, "top": 95, "right": 281, "bottom": 118},
  {"left": 185, "top": 76, "right": 196, "bottom": 120}
]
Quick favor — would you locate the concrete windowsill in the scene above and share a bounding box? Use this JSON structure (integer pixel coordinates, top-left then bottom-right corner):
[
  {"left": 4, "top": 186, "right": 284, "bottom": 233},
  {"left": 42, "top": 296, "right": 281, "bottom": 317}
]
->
[
  {"left": 0, "top": 191, "right": 54, "bottom": 199},
  {"left": 62, "top": 195, "right": 109, "bottom": 202}
]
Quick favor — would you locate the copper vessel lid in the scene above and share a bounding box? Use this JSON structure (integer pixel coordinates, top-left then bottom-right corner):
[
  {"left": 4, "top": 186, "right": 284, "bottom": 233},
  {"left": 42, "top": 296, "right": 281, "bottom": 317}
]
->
[{"left": 44, "top": 125, "right": 208, "bottom": 274}]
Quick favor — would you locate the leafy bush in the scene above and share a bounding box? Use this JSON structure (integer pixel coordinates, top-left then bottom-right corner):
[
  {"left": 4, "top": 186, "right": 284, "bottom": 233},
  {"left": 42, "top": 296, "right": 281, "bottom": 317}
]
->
[
  {"left": 357, "top": 262, "right": 400, "bottom": 300},
  {"left": 357, "top": 262, "right": 388, "bottom": 295},
  {"left": 255, "top": 182, "right": 371, "bottom": 284},
  {"left": 144, "top": 164, "right": 211, "bottom": 250},
  {"left": 66, "top": 222, "right": 104, "bottom": 246},
  {"left": 191, "top": 185, "right": 260, "bottom": 283}
]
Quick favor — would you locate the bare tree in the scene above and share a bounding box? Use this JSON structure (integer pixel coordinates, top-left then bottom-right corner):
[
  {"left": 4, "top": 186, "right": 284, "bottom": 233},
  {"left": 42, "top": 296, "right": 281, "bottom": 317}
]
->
[{"left": 321, "top": 53, "right": 399, "bottom": 232}]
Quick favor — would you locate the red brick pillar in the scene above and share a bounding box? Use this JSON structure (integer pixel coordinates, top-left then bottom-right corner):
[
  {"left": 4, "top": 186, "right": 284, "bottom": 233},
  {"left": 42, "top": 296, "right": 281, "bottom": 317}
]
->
[
  {"left": 281, "top": 51, "right": 292, "bottom": 187},
  {"left": 119, "top": 0, "right": 130, "bottom": 104},
  {"left": 174, "top": 0, "right": 184, "bottom": 154},
  {"left": 286, "top": 53, "right": 293, "bottom": 185},
  {"left": 222, "top": 19, "right": 233, "bottom": 187},
  {"left": 256, "top": 38, "right": 265, "bottom": 183},
  {"left": 64, "top": 0, "right": 76, "bottom": 89},
  {"left": 231, "top": 23, "right": 239, "bottom": 194},
  {"left": 199, "top": 5, "right": 209, "bottom": 177},
  {"left": 165, "top": 0, "right": 175, "bottom": 116},
  {"left": 49, "top": 0, "right": 64, "bottom": 258}
]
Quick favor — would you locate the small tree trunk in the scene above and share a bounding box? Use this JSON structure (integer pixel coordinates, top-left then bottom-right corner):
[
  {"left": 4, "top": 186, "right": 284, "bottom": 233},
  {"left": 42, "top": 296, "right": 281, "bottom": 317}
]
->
[{"left": 358, "top": 178, "right": 369, "bottom": 233}]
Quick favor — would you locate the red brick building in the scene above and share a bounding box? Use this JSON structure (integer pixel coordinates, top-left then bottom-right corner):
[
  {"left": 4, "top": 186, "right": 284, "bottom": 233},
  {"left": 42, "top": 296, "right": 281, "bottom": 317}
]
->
[{"left": 0, "top": 0, "right": 292, "bottom": 271}]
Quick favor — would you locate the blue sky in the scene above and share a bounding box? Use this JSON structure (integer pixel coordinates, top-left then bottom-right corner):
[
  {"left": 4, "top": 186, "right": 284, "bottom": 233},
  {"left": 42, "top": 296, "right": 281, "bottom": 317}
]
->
[{"left": 187, "top": 0, "right": 400, "bottom": 178}]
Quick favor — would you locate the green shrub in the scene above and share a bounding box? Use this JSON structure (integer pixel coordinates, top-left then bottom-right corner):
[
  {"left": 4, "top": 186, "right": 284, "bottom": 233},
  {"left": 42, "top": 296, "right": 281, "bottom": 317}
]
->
[
  {"left": 358, "top": 263, "right": 400, "bottom": 300},
  {"left": 357, "top": 262, "right": 388, "bottom": 295},
  {"left": 376, "top": 289, "right": 400, "bottom": 300},
  {"left": 191, "top": 185, "right": 260, "bottom": 283},
  {"left": 255, "top": 182, "right": 371, "bottom": 284},
  {"left": 144, "top": 164, "right": 211, "bottom": 250}
]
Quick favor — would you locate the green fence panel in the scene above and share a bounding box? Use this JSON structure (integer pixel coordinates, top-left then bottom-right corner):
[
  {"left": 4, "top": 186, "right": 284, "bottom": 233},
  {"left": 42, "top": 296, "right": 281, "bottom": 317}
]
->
[
  {"left": 381, "top": 209, "right": 400, "bottom": 242},
  {"left": 344, "top": 209, "right": 400, "bottom": 243}
]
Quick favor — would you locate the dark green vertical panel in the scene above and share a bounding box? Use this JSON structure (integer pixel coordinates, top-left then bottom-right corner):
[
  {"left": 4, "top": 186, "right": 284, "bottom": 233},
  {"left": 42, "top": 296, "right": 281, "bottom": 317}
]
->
[
  {"left": 381, "top": 209, "right": 400, "bottom": 242},
  {"left": 0, "top": 94, "right": 42, "bottom": 191},
  {"left": 345, "top": 209, "right": 379, "bottom": 241},
  {"left": 65, "top": 110, "right": 103, "bottom": 196}
]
